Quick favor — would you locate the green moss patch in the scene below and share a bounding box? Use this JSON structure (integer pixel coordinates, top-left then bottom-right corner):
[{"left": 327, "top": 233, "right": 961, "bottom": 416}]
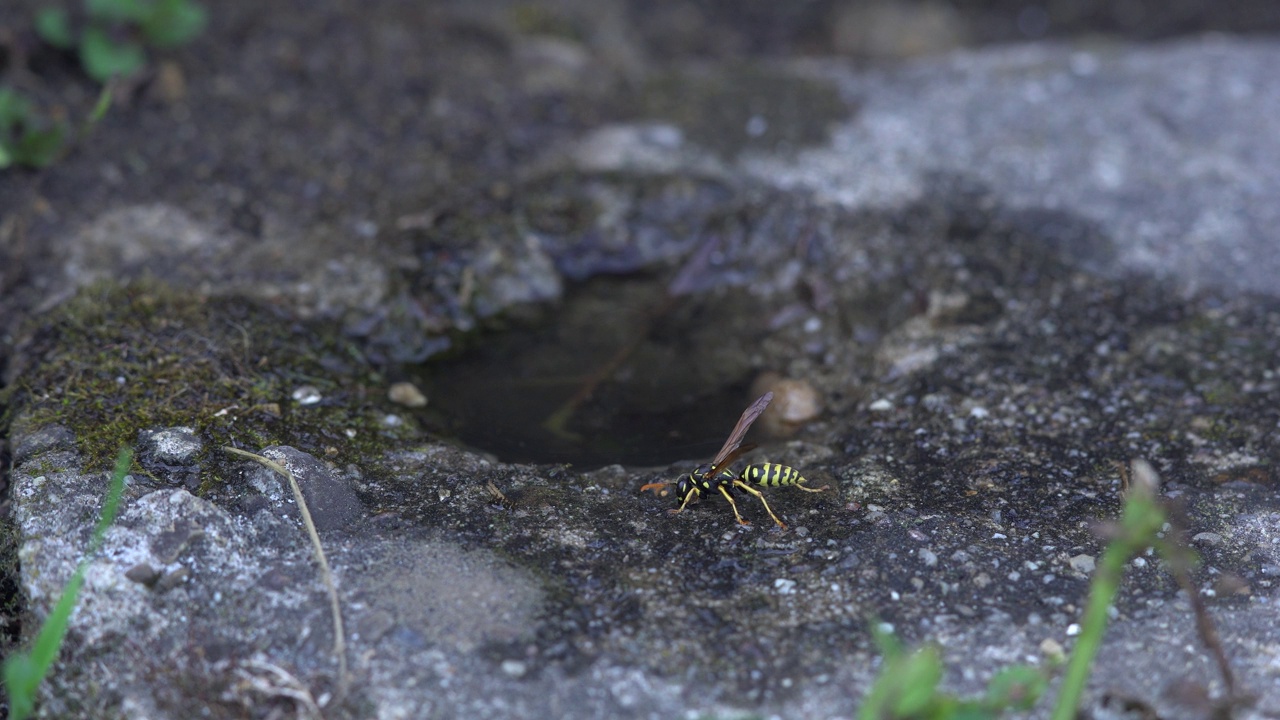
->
[{"left": 4, "top": 279, "right": 423, "bottom": 477}]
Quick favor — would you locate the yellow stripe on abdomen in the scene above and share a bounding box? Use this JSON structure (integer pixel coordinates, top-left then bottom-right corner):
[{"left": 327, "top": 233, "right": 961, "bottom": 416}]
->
[{"left": 744, "top": 463, "right": 804, "bottom": 487}]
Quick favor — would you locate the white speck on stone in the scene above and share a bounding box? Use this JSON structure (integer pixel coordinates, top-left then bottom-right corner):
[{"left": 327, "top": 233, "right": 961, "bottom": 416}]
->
[
  {"left": 1066, "top": 623, "right": 1081, "bottom": 636},
  {"left": 292, "top": 385, "right": 322, "bottom": 405},
  {"left": 969, "top": 406, "right": 990, "bottom": 419},
  {"left": 869, "top": 398, "right": 894, "bottom": 411},
  {"left": 774, "top": 578, "right": 797, "bottom": 595},
  {"left": 919, "top": 549, "right": 938, "bottom": 567},
  {"left": 500, "top": 660, "right": 526, "bottom": 678}
]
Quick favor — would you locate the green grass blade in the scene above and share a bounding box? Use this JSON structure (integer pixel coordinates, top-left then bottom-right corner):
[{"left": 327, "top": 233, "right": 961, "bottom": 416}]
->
[
  {"left": 88, "top": 85, "right": 114, "bottom": 126},
  {"left": 1051, "top": 462, "right": 1166, "bottom": 720},
  {"left": 3, "top": 448, "right": 132, "bottom": 720}
]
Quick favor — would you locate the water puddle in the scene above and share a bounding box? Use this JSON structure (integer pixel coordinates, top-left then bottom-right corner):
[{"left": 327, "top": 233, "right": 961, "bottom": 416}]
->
[{"left": 418, "top": 274, "right": 777, "bottom": 469}]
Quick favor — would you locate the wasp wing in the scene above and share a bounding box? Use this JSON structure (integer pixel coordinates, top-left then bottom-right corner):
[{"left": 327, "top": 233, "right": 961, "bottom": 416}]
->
[
  {"left": 710, "top": 392, "right": 773, "bottom": 468},
  {"left": 707, "top": 443, "right": 757, "bottom": 477}
]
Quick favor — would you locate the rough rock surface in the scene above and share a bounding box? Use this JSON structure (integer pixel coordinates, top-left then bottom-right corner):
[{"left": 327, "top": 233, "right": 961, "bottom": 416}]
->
[{"left": 2, "top": 6, "right": 1279, "bottom": 720}]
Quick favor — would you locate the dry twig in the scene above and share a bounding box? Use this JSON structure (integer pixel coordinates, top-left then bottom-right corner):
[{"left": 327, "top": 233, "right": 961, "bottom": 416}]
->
[{"left": 223, "top": 446, "right": 349, "bottom": 700}]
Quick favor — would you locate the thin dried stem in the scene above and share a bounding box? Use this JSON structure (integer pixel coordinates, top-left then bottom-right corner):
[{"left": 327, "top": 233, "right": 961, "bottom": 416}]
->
[{"left": 223, "top": 446, "right": 349, "bottom": 700}]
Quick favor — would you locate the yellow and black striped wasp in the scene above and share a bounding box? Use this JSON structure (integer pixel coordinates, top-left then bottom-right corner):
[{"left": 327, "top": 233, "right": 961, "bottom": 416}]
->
[{"left": 641, "top": 391, "right": 829, "bottom": 528}]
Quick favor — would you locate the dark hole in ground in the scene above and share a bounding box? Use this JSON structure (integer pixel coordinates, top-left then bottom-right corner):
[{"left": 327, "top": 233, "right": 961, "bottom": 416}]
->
[{"left": 418, "top": 274, "right": 783, "bottom": 469}]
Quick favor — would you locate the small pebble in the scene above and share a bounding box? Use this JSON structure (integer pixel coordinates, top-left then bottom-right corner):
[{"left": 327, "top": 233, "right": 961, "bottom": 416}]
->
[
  {"left": 125, "top": 563, "right": 161, "bottom": 587},
  {"left": 1040, "top": 638, "right": 1065, "bottom": 660},
  {"left": 388, "top": 381, "right": 428, "bottom": 408},
  {"left": 750, "top": 374, "right": 823, "bottom": 436}
]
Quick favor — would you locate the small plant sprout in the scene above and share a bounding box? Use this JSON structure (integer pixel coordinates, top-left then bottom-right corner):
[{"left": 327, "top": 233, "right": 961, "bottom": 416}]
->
[
  {"left": 860, "top": 622, "right": 1048, "bottom": 719},
  {"left": 36, "top": 0, "right": 208, "bottom": 83},
  {"left": 0, "top": 88, "right": 67, "bottom": 169},
  {"left": 860, "top": 459, "right": 1239, "bottom": 719}
]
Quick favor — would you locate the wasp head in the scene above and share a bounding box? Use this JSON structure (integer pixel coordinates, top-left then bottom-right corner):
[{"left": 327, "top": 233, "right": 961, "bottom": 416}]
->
[{"left": 675, "top": 475, "right": 694, "bottom": 500}]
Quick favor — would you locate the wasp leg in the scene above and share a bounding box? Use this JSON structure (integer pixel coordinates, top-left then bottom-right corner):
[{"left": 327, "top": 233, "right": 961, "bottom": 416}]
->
[
  {"left": 668, "top": 487, "right": 700, "bottom": 516},
  {"left": 794, "top": 482, "right": 830, "bottom": 493},
  {"left": 731, "top": 479, "right": 786, "bottom": 529},
  {"left": 716, "top": 485, "right": 751, "bottom": 525}
]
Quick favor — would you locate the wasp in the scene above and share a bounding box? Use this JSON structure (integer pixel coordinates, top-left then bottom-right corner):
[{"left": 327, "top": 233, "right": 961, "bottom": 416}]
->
[{"left": 641, "top": 391, "right": 829, "bottom": 528}]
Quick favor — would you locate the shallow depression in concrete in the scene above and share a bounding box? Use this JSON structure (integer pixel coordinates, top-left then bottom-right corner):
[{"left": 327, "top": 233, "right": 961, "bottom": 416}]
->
[{"left": 418, "top": 273, "right": 787, "bottom": 469}]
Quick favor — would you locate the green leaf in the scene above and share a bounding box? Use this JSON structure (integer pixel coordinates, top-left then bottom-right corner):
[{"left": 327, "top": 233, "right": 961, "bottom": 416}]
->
[
  {"left": 142, "top": 0, "right": 207, "bottom": 47},
  {"left": 80, "top": 27, "right": 147, "bottom": 82},
  {"left": 0, "top": 88, "right": 32, "bottom": 130},
  {"left": 87, "top": 0, "right": 147, "bottom": 24},
  {"left": 14, "top": 127, "right": 67, "bottom": 168},
  {"left": 35, "top": 8, "right": 76, "bottom": 49}
]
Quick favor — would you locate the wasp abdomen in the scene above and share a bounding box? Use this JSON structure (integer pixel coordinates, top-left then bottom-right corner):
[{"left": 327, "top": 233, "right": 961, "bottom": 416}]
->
[{"left": 743, "top": 463, "right": 805, "bottom": 487}]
